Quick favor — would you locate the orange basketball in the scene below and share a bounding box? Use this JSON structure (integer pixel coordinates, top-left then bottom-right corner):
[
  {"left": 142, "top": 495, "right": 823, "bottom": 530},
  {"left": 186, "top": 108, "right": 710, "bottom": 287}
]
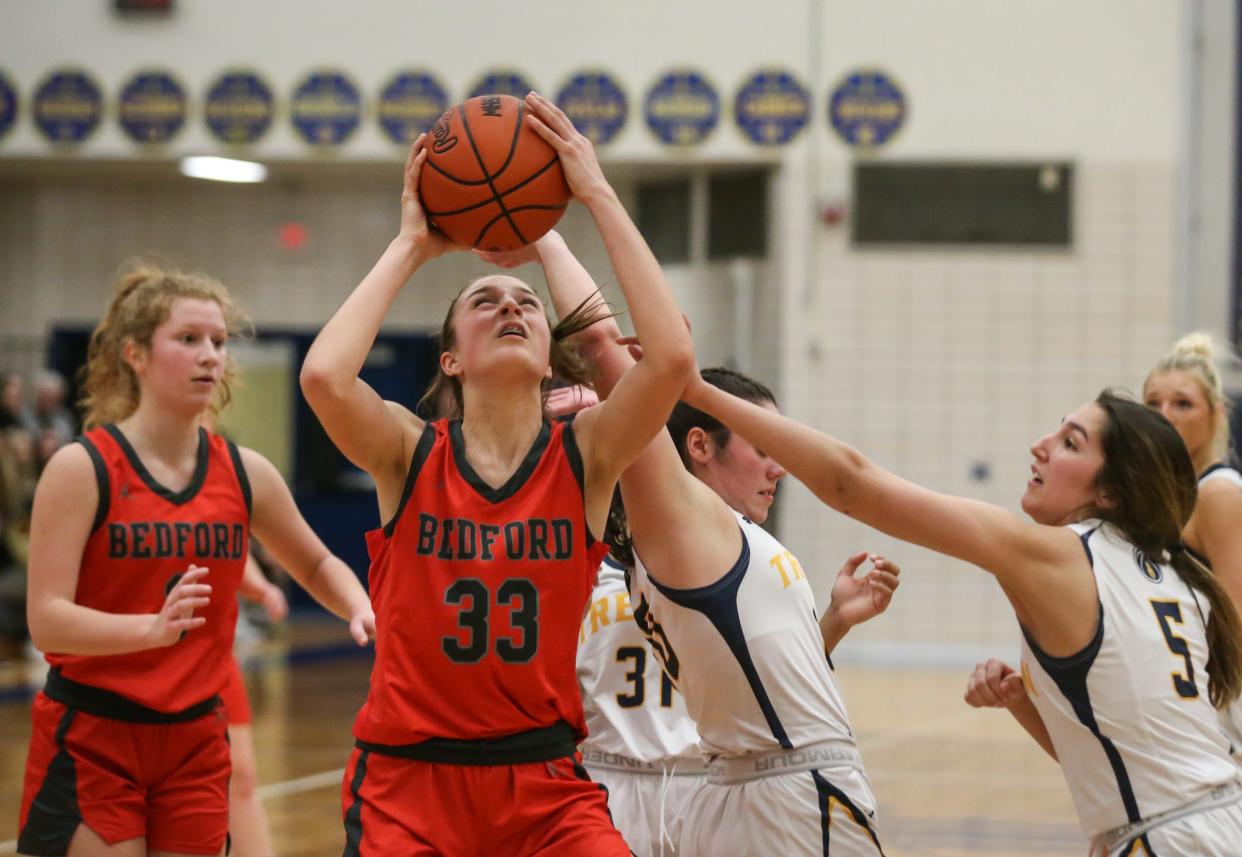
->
[{"left": 419, "top": 94, "right": 570, "bottom": 251}]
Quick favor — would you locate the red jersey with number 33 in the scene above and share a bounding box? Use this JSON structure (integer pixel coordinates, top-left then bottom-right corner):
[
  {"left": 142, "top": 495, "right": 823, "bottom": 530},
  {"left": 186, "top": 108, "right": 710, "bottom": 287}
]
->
[
  {"left": 355, "top": 418, "right": 610, "bottom": 746},
  {"left": 46, "top": 424, "right": 250, "bottom": 712}
]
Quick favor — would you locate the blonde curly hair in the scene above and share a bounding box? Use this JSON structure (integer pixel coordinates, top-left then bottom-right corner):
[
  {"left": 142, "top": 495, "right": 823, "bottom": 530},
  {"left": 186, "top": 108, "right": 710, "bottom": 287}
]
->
[{"left": 79, "top": 261, "right": 251, "bottom": 429}]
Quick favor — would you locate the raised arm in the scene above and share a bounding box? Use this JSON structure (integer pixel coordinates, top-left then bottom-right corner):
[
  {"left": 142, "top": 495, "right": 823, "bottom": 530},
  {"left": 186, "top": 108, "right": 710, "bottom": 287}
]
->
[
  {"left": 522, "top": 93, "right": 696, "bottom": 493},
  {"left": 300, "top": 137, "right": 457, "bottom": 491},
  {"left": 243, "top": 448, "right": 374, "bottom": 646},
  {"left": 27, "top": 445, "right": 211, "bottom": 655},
  {"left": 494, "top": 225, "right": 738, "bottom": 587},
  {"left": 682, "top": 379, "right": 1098, "bottom": 654}
]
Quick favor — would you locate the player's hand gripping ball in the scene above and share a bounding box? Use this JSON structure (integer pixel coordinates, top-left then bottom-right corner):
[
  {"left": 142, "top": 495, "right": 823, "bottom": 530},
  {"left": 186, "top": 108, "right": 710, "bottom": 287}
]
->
[{"left": 418, "top": 94, "right": 570, "bottom": 251}]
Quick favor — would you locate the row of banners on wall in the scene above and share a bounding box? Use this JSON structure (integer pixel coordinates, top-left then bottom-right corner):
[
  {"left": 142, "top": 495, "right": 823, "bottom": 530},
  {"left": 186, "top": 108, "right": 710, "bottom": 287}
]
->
[{"left": 0, "top": 67, "right": 906, "bottom": 150}]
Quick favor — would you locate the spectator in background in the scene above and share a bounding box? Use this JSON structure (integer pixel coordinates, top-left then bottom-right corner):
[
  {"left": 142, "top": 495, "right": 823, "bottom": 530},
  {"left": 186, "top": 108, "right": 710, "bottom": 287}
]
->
[
  {"left": 32, "top": 370, "right": 76, "bottom": 447},
  {"left": 0, "top": 372, "right": 33, "bottom": 432}
]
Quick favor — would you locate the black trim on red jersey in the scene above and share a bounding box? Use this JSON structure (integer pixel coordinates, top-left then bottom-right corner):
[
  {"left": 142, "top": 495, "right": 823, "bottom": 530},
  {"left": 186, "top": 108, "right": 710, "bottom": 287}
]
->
[
  {"left": 225, "top": 439, "right": 252, "bottom": 517},
  {"left": 356, "top": 721, "right": 577, "bottom": 765},
  {"left": 341, "top": 749, "right": 369, "bottom": 857},
  {"left": 103, "top": 423, "right": 210, "bottom": 505},
  {"left": 77, "top": 435, "right": 111, "bottom": 534},
  {"left": 43, "top": 668, "right": 220, "bottom": 724},
  {"left": 559, "top": 417, "right": 599, "bottom": 547},
  {"left": 448, "top": 418, "right": 551, "bottom": 504},
  {"left": 560, "top": 415, "right": 586, "bottom": 493},
  {"left": 16, "top": 706, "right": 81, "bottom": 857},
  {"left": 383, "top": 422, "right": 438, "bottom": 538}
]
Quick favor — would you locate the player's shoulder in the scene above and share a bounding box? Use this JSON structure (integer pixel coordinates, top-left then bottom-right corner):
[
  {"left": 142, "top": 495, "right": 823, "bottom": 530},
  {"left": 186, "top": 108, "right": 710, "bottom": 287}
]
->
[{"left": 41, "top": 439, "right": 95, "bottom": 481}]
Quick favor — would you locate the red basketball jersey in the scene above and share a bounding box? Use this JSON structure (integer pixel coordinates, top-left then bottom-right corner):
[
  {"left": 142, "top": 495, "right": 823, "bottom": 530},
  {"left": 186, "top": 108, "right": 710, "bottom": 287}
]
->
[
  {"left": 355, "top": 418, "right": 610, "bottom": 746},
  {"left": 46, "top": 424, "right": 250, "bottom": 712}
]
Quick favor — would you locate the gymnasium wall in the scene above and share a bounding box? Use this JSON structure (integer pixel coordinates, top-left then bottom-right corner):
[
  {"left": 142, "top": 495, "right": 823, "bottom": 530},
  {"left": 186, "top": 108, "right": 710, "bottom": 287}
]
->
[{"left": 0, "top": 0, "right": 1201, "bottom": 662}]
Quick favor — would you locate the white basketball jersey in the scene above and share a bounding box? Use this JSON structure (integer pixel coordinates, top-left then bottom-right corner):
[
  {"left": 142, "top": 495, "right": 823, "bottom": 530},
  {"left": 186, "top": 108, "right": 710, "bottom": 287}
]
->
[
  {"left": 1020, "top": 520, "right": 1237, "bottom": 839},
  {"left": 1200, "top": 463, "right": 1242, "bottom": 491},
  {"left": 1198, "top": 463, "right": 1242, "bottom": 763},
  {"left": 577, "top": 557, "right": 703, "bottom": 767},
  {"left": 629, "top": 512, "right": 857, "bottom": 759}
]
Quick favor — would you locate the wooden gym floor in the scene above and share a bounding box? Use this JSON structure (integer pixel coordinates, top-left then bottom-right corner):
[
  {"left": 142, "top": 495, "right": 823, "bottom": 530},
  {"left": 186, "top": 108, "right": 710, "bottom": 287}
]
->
[{"left": 0, "top": 618, "right": 1082, "bottom": 856}]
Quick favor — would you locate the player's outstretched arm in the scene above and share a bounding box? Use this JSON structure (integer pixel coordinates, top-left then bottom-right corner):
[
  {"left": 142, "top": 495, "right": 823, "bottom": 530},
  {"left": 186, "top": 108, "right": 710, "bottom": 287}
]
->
[
  {"left": 301, "top": 135, "right": 459, "bottom": 483},
  {"left": 523, "top": 93, "right": 696, "bottom": 494},
  {"left": 27, "top": 444, "right": 210, "bottom": 655},
  {"left": 964, "top": 659, "right": 1057, "bottom": 761},
  {"left": 243, "top": 448, "right": 375, "bottom": 645},
  {"left": 682, "top": 377, "right": 1098, "bottom": 653}
]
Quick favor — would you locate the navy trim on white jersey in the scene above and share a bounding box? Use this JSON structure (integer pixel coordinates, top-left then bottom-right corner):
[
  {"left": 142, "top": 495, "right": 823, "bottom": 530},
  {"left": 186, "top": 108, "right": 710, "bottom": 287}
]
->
[
  {"left": 1078, "top": 524, "right": 1101, "bottom": 567},
  {"left": 811, "top": 769, "right": 885, "bottom": 855},
  {"left": 1023, "top": 604, "right": 1144, "bottom": 824},
  {"left": 646, "top": 529, "right": 793, "bottom": 748},
  {"left": 1199, "top": 462, "right": 1229, "bottom": 481}
]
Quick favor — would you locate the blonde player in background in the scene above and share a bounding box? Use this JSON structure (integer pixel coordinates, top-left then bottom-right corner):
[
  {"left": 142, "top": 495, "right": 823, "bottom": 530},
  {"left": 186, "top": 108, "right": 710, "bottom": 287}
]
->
[{"left": 1142, "top": 332, "right": 1242, "bottom": 761}]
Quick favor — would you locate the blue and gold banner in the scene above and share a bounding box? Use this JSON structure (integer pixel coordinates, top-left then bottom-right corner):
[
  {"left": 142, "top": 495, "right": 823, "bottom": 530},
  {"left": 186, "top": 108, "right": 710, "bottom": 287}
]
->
[
  {"left": 556, "top": 72, "right": 627, "bottom": 145},
  {"left": 378, "top": 71, "right": 448, "bottom": 144},
  {"left": 645, "top": 70, "right": 719, "bottom": 146},
  {"left": 33, "top": 69, "right": 103, "bottom": 144},
  {"left": 828, "top": 69, "right": 906, "bottom": 148},
  {"left": 0, "top": 70, "right": 16, "bottom": 140},
  {"left": 469, "top": 71, "right": 535, "bottom": 100},
  {"left": 118, "top": 70, "right": 186, "bottom": 144},
  {"left": 205, "top": 70, "right": 274, "bottom": 145},
  {"left": 735, "top": 69, "right": 810, "bottom": 145},
  {"left": 291, "top": 70, "right": 361, "bottom": 145}
]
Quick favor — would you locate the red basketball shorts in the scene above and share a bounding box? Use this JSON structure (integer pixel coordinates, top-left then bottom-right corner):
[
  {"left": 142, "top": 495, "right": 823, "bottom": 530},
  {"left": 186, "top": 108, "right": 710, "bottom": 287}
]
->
[
  {"left": 18, "top": 690, "right": 230, "bottom": 856},
  {"left": 220, "top": 658, "right": 252, "bottom": 726},
  {"left": 340, "top": 747, "right": 631, "bottom": 856}
]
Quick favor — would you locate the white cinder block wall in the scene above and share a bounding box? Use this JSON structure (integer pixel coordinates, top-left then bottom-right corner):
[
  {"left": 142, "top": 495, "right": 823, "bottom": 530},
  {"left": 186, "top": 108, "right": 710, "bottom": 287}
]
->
[{"left": 0, "top": 0, "right": 1211, "bottom": 662}]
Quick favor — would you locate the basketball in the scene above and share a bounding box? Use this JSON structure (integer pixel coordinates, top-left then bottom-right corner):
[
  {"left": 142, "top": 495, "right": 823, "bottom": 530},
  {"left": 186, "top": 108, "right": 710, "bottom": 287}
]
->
[{"left": 419, "top": 94, "right": 570, "bottom": 251}]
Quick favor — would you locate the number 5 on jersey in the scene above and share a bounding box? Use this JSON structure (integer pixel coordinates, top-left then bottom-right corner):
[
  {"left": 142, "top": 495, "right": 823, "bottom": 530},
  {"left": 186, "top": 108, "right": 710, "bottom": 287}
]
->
[{"left": 1150, "top": 599, "right": 1198, "bottom": 699}]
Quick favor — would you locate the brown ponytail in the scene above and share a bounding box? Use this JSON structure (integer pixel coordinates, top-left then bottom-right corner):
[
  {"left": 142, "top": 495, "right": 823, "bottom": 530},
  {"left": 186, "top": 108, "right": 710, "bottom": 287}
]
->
[
  {"left": 1093, "top": 389, "right": 1242, "bottom": 707},
  {"left": 1170, "top": 547, "right": 1242, "bottom": 708}
]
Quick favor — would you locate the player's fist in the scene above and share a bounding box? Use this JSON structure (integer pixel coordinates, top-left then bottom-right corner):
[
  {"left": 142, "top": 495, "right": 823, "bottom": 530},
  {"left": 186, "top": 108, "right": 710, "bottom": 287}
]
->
[{"left": 964, "top": 658, "right": 1027, "bottom": 709}]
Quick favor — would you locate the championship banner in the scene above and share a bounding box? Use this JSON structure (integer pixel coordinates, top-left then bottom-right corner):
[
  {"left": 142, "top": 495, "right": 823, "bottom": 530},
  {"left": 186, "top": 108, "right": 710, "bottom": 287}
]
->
[
  {"left": 556, "top": 71, "right": 627, "bottom": 145},
  {"left": 645, "top": 70, "right": 719, "bottom": 146},
  {"left": 118, "top": 70, "right": 186, "bottom": 144},
  {"left": 735, "top": 69, "right": 810, "bottom": 146},
  {"left": 828, "top": 69, "right": 906, "bottom": 148},
  {"left": 377, "top": 71, "right": 449, "bottom": 144},
  {"left": 0, "top": 70, "right": 17, "bottom": 140},
  {"left": 291, "top": 70, "right": 361, "bottom": 145},
  {"left": 469, "top": 71, "right": 535, "bottom": 100},
  {"left": 205, "top": 70, "right": 274, "bottom": 145},
  {"left": 33, "top": 69, "right": 103, "bottom": 144}
]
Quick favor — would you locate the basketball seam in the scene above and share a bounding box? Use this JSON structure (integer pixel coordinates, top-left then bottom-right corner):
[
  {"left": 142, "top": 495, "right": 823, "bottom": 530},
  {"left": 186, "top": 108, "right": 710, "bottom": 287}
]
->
[
  {"left": 459, "top": 99, "right": 528, "bottom": 246},
  {"left": 473, "top": 204, "right": 568, "bottom": 248},
  {"left": 423, "top": 155, "right": 562, "bottom": 217}
]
